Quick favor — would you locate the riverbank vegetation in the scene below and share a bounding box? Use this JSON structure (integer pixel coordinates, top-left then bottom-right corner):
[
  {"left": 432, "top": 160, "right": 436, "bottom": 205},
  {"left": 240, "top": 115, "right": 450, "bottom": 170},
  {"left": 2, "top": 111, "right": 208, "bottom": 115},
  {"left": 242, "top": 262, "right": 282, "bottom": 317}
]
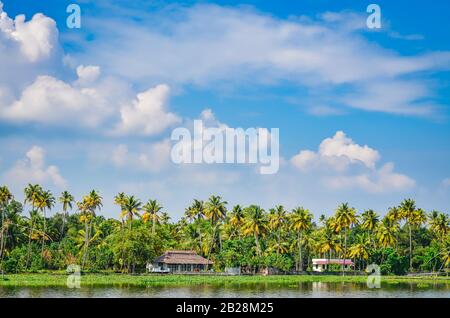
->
[
  {"left": 0, "top": 185, "right": 449, "bottom": 275},
  {"left": 1, "top": 274, "right": 450, "bottom": 287}
]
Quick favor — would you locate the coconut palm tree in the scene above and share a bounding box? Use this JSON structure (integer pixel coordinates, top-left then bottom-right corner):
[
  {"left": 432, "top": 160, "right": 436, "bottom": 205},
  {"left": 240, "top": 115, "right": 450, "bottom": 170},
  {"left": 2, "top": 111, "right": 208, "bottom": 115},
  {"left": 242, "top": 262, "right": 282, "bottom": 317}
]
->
[
  {"left": 268, "top": 205, "right": 287, "bottom": 257},
  {"left": 120, "top": 195, "right": 142, "bottom": 230},
  {"left": 349, "top": 234, "right": 370, "bottom": 271},
  {"left": 361, "top": 209, "right": 379, "bottom": 245},
  {"left": 59, "top": 191, "right": 74, "bottom": 237},
  {"left": 317, "top": 226, "right": 342, "bottom": 266},
  {"left": 185, "top": 199, "right": 204, "bottom": 223},
  {"left": 334, "top": 203, "right": 358, "bottom": 276},
  {"left": 24, "top": 184, "right": 43, "bottom": 268},
  {"left": 0, "top": 186, "right": 13, "bottom": 264},
  {"left": 386, "top": 206, "right": 402, "bottom": 223},
  {"left": 242, "top": 205, "right": 267, "bottom": 257},
  {"left": 228, "top": 205, "right": 244, "bottom": 240},
  {"left": 290, "top": 207, "right": 312, "bottom": 271},
  {"left": 400, "top": 199, "right": 426, "bottom": 272},
  {"left": 376, "top": 217, "right": 399, "bottom": 249},
  {"left": 24, "top": 184, "right": 42, "bottom": 209},
  {"left": 80, "top": 190, "right": 103, "bottom": 268},
  {"left": 429, "top": 211, "right": 449, "bottom": 242},
  {"left": 205, "top": 196, "right": 227, "bottom": 224},
  {"left": 185, "top": 200, "right": 205, "bottom": 252},
  {"left": 159, "top": 212, "right": 171, "bottom": 224},
  {"left": 114, "top": 192, "right": 126, "bottom": 207},
  {"left": 142, "top": 199, "right": 163, "bottom": 234},
  {"left": 204, "top": 196, "right": 227, "bottom": 263},
  {"left": 439, "top": 235, "right": 450, "bottom": 270},
  {"left": 1, "top": 200, "right": 24, "bottom": 255},
  {"left": 34, "top": 190, "right": 55, "bottom": 256}
]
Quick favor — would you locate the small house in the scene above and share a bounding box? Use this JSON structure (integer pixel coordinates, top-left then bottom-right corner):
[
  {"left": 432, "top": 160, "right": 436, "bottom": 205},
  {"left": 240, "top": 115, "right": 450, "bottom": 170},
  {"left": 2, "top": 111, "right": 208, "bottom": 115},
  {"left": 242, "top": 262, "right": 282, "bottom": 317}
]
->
[
  {"left": 151, "top": 250, "right": 213, "bottom": 273},
  {"left": 312, "top": 258, "right": 354, "bottom": 272}
]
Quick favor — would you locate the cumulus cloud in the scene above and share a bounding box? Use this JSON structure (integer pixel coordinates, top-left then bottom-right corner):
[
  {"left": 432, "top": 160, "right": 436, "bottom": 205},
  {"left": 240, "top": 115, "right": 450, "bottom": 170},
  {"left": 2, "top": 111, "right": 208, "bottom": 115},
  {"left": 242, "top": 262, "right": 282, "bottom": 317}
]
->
[
  {"left": 0, "top": 3, "right": 64, "bottom": 102},
  {"left": 75, "top": 65, "right": 101, "bottom": 85},
  {"left": 325, "top": 163, "right": 416, "bottom": 193},
  {"left": 0, "top": 3, "right": 58, "bottom": 62},
  {"left": 5, "top": 145, "right": 67, "bottom": 187},
  {"left": 113, "top": 84, "right": 181, "bottom": 136},
  {"left": 0, "top": 5, "right": 118, "bottom": 129},
  {"left": 0, "top": 74, "right": 112, "bottom": 127},
  {"left": 0, "top": 5, "right": 180, "bottom": 134},
  {"left": 291, "top": 131, "right": 415, "bottom": 193},
  {"left": 291, "top": 131, "right": 380, "bottom": 171}
]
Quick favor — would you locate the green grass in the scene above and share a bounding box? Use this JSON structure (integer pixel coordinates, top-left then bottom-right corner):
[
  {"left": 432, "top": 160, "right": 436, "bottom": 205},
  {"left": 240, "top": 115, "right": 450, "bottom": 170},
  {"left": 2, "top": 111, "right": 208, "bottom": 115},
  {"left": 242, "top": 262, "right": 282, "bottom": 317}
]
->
[{"left": 0, "top": 273, "right": 449, "bottom": 288}]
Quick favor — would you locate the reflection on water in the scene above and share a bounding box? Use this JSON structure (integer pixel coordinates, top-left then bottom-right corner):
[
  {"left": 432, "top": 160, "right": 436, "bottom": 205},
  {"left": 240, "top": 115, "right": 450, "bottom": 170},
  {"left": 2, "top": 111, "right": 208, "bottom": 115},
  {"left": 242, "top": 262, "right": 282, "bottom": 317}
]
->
[{"left": 1, "top": 282, "right": 450, "bottom": 298}]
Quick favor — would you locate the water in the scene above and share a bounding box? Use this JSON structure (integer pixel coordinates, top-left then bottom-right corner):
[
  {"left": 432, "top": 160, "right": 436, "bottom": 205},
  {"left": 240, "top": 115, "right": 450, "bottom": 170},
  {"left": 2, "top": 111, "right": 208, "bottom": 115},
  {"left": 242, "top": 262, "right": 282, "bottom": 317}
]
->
[{"left": 1, "top": 282, "right": 449, "bottom": 298}]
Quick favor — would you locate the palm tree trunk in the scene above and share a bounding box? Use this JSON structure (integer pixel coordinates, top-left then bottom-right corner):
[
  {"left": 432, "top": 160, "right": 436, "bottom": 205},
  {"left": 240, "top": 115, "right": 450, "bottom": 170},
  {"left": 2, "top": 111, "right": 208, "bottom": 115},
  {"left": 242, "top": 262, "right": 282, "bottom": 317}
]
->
[
  {"left": 277, "top": 227, "right": 281, "bottom": 257},
  {"left": 41, "top": 209, "right": 46, "bottom": 257},
  {"left": 152, "top": 215, "right": 156, "bottom": 235},
  {"left": 206, "top": 224, "right": 217, "bottom": 270},
  {"left": 198, "top": 225, "right": 203, "bottom": 256},
  {"left": 82, "top": 221, "right": 89, "bottom": 269},
  {"left": 409, "top": 224, "right": 413, "bottom": 272},
  {"left": 0, "top": 206, "right": 5, "bottom": 261},
  {"left": 26, "top": 219, "right": 33, "bottom": 269},
  {"left": 60, "top": 209, "right": 67, "bottom": 239},
  {"left": 296, "top": 231, "right": 300, "bottom": 271},
  {"left": 342, "top": 230, "right": 347, "bottom": 277},
  {"left": 299, "top": 231, "right": 303, "bottom": 272},
  {"left": 254, "top": 233, "right": 261, "bottom": 257}
]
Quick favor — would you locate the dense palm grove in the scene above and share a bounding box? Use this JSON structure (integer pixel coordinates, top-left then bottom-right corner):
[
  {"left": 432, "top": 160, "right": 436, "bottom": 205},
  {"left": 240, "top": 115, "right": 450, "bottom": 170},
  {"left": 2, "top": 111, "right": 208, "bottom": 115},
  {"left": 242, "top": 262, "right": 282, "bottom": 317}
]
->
[{"left": 0, "top": 184, "right": 449, "bottom": 275}]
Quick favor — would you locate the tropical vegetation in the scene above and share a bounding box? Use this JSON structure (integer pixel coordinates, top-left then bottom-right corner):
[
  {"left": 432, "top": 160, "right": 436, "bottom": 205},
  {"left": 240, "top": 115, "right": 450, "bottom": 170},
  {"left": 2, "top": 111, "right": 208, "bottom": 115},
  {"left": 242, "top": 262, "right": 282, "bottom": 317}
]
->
[{"left": 0, "top": 184, "right": 449, "bottom": 276}]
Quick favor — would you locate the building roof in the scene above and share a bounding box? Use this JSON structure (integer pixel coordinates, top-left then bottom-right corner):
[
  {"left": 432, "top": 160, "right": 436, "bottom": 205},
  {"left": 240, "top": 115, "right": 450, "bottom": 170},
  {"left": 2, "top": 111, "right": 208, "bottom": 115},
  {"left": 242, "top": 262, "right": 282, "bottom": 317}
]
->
[
  {"left": 312, "top": 259, "right": 354, "bottom": 265},
  {"left": 154, "top": 250, "right": 213, "bottom": 265}
]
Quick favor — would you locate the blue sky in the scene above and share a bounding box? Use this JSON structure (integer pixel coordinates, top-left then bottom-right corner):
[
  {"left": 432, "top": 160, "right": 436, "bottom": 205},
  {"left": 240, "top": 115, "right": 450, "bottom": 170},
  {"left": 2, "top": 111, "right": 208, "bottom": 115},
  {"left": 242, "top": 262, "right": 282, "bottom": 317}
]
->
[{"left": 0, "top": 0, "right": 449, "bottom": 219}]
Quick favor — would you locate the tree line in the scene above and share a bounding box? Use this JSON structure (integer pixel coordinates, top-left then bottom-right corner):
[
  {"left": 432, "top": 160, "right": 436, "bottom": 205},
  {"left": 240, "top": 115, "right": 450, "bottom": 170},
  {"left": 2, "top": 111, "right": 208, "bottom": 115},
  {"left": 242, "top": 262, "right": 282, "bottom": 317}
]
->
[{"left": 0, "top": 184, "right": 449, "bottom": 274}]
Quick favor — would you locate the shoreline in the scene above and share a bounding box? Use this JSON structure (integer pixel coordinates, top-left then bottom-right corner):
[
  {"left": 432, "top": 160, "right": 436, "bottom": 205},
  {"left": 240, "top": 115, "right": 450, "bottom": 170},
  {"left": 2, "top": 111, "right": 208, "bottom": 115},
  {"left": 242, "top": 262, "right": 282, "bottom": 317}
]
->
[{"left": 1, "top": 274, "right": 449, "bottom": 288}]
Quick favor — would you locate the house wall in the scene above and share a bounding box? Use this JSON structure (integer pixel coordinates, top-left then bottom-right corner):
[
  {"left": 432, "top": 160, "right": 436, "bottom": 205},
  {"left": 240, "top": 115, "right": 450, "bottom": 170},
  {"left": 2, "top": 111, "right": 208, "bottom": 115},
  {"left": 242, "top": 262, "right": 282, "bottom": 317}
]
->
[
  {"left": 157, "top": 263, "right": 206, "bottom": 272},
  {"left": 312, "top": 263, "right": 352, "bottom": 272}
]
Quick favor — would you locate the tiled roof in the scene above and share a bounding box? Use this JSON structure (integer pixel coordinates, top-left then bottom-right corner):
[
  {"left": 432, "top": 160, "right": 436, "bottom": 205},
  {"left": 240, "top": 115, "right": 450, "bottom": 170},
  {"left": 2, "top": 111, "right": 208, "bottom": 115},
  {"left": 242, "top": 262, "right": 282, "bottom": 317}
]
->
[
  {"left": 312, "top": 259, "right": 354, "bottom": 265},
  {"left": 154, "top": 250, "right": 213, "bottom": 265}
]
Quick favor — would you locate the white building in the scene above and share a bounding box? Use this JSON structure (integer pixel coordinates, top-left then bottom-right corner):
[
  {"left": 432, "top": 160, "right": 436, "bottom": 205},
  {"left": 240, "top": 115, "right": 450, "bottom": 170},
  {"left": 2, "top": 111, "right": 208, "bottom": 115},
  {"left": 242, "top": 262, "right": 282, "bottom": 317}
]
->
[{"left": 312, "top": 259, "right": 354, "bottom": 272}]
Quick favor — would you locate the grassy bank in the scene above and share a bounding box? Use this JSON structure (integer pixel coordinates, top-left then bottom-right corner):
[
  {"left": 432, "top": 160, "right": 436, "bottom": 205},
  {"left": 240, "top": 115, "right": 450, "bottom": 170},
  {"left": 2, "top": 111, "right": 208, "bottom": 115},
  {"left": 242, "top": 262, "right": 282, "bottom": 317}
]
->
[{"left": 0, "top": 273, "right": 449, "bottom": 287}]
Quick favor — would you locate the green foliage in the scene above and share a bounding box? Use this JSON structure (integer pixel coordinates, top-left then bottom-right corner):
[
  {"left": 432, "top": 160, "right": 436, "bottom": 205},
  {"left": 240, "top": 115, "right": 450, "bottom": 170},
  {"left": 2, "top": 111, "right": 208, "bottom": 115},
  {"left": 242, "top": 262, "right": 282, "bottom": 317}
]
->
[
  {"left": 109, "top": 225, "right": 165, "bottom": 272},
  {"left": 0, "top": 185, "right": 449, "bottom": 275},
  {"left": 265, "top": 254, "right": 294, "bottom": 272},
  {"left": 371, "top": 248, "right": 408, "bottom": 275}
]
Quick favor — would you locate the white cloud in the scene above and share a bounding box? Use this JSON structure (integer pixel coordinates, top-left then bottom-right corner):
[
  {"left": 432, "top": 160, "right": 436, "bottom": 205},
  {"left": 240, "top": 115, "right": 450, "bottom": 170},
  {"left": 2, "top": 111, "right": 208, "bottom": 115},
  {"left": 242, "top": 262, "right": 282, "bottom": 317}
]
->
[
  {"left": 111, "top": 139, "right": 172, "bottom": 172},
  {"left": 5, "top": 145, "right": 67, "bottom": 187},
  {"left": 0, "top": 3, "right": 58, "bottom": 62},
  {"left": 0, "top": 5, "right": 180, "bottom": 134},
  {"left": 113, "top": 84, "right": 181, "bottom": 136},
  {"left": 76, "top": 65, "right": 101, "bottom": 85},
  {"left": 291, "top": 131, "right": 415, "bottom": 193},
  {"left": 0, "top": 74, "right": 112, "bottom": 127},
  {"left": 77, "top": 4, "right": 450, "bottom": 116},
  {"left": 0, "top": 3, "right": 64, "bottom": 102},
  {"left": 340, "top": 80, "right": 439, "bottom": 116},
  {"left": 325, "top": 163, "right": 416, "bottom": 194},
  {"left": 291, "top": 131, "right": 380, "bottom": 171}
]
